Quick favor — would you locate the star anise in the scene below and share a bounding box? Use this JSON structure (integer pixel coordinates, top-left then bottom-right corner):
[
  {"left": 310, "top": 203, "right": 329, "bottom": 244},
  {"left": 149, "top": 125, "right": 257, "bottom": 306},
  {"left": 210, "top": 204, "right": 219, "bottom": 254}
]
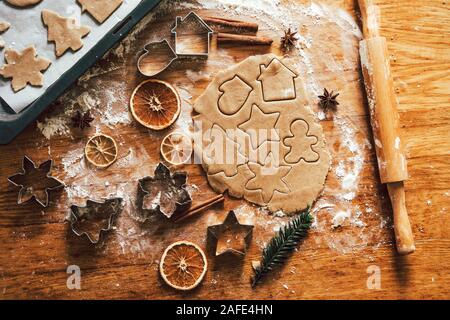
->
[
  {"left": 281, "top": 28, "right": 298, "bottom": 50},
  {"left": 71, "top": 110, "right": 94, "bottom": 129},
  {"left": 318, "top": 88, "right": 339, "bottom": 113}
]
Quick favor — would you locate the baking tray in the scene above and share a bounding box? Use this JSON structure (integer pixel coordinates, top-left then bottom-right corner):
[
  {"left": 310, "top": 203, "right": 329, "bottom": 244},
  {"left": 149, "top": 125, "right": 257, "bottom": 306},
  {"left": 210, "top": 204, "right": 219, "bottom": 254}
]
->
[{"left": 0, "top": 0, "right": 162, "bottom": 144}]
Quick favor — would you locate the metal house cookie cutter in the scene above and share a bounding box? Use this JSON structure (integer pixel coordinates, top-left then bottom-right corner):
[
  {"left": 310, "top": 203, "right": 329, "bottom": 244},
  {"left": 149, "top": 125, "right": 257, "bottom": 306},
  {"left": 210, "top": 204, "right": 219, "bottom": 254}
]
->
[
  {"left": 68, "top": 197, "right": 123, "bottom": 244},
  {"left": 171, "top": 11, "right": 213, "bottom": 57},
  {"left": 137, "top": 39, "right": 178, "bottom": 77},
  {"left": 8, "top": 156, "right": 64, "bottom": 207}
]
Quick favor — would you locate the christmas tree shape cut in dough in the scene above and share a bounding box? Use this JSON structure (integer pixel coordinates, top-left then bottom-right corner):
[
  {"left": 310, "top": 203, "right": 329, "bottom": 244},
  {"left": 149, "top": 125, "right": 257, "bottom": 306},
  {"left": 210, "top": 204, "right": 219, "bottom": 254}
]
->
[
  {"left": 77, "top": 0, "right": 123, "bottom": 24},
  {"left": 0, "top": 46, "right": 51, "bottom": 92},
  {"left": 42, "top": 9, "right": 90, "bottom": 57}
]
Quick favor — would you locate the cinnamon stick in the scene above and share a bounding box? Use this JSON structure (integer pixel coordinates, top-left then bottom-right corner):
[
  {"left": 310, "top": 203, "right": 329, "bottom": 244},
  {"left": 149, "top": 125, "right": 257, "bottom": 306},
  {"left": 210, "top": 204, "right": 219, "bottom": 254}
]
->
[
  {"left": 202, "top": 16, "right": 259, "bottom": 33},
  {"left": 217, "top": 33, "right": 273, "bottom": 46},
  {"left": 174, "top": 194, "right": 225, "bottom": 223}
]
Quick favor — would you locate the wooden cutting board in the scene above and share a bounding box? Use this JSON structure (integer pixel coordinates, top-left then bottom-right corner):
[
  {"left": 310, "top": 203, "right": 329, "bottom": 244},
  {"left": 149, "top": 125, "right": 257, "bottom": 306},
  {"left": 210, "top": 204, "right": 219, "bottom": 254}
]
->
[{"left": 0, "top": 0, "right": 448, "bottom": 299}]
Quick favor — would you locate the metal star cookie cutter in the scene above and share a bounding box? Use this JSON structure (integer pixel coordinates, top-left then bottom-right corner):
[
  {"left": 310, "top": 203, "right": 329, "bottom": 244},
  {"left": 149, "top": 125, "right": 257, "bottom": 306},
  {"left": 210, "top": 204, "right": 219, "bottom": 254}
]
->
[
  {"left": 68, "top": 198, "right": 123, "bottom": 244},
  {"left": 137, "top": 163, "right": 192, "bottom": 219},
  {"left": 137, "top": 39, "right": 178, "bottom": 77},
  {"left": 8, "top": 156, "right": 64, "bottom": 207},
  {"left": 207, "top": 210, "right": 254, "bottom": 257}
]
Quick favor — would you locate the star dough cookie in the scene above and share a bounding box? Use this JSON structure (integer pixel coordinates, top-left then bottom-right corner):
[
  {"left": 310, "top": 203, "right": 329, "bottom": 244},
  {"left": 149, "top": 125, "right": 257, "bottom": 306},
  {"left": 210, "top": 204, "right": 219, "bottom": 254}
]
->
[
  {"left": 77, "top": 0, "right": 123, "bottom": 24},
  {"left": 42, "top": 9, "right": 90, "bottom": 57},
  {"left": 5, "top": 0, "right": 42, "bottom": 7},
  {"left": 0, "top": 21, "right": 10, "bottom": 50},
  {"left": 0, "top": 46, "right": 51, "bottom": 92}
]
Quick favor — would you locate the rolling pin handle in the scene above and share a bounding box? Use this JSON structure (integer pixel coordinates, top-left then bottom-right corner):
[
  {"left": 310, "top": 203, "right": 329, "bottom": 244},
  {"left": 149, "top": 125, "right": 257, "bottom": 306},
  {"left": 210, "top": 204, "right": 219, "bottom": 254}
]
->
[{"left": 387, "top": 181, "right": 415, "bottom": 255}]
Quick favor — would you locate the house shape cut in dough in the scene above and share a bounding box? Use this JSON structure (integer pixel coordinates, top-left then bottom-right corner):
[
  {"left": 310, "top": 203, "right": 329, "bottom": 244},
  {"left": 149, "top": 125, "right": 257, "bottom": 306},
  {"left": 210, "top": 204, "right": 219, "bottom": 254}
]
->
[{"left": 257, "top": 58, "right": 298, "bottom": 102}]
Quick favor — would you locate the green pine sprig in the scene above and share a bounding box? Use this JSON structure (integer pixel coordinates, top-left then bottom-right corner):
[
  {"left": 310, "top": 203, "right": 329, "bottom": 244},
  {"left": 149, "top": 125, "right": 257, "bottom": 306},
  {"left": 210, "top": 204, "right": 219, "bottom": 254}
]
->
[{"left": 251, "top": 206, "right": 313, "bottom": 288}]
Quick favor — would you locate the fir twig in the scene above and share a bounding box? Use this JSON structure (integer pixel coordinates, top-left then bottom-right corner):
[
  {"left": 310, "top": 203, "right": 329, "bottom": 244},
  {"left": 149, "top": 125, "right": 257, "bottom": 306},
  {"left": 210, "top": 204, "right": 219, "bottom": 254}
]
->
[{"left": 251, "top": 206, "right": 312, "bottom": 288}]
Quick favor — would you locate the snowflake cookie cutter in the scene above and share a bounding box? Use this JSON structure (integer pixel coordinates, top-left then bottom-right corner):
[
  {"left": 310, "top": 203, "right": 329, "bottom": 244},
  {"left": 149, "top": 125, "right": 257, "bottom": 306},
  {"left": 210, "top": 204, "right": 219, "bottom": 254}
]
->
[
  {"left": 8, "top": 156, "right": 64, "bottom": 207},
  {"left": 137, "top": 163, "right": 192, "bottom": 219},
  {"left": 68, "top": 197, "right": 123, "bottom": 244}
]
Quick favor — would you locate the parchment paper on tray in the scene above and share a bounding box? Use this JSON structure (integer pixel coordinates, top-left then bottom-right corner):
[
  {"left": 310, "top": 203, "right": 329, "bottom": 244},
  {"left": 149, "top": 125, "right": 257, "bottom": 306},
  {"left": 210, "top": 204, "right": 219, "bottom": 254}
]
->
[{"left": 0, "top": 0, "right": 141, "bottom": 114}]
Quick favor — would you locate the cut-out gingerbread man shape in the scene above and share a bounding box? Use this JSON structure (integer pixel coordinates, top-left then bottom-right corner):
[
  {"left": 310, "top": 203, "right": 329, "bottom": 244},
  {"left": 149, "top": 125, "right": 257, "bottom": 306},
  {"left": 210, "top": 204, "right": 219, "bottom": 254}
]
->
[
  {"left": 284, "top": 119, "right": 319, "bottom": 163},
  {"left": 0, "top": 46, "right": 51, "bottom": 92},
  {"left": 42, "top": 10, "right": 90, "bottom": 57}
]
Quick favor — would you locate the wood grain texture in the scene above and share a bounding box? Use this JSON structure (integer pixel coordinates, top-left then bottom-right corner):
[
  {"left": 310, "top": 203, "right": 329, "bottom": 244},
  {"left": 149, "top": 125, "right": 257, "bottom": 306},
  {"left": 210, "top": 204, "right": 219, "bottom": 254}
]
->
[{"left": 0, "top": 0, "right": 449, "bottom": 299}]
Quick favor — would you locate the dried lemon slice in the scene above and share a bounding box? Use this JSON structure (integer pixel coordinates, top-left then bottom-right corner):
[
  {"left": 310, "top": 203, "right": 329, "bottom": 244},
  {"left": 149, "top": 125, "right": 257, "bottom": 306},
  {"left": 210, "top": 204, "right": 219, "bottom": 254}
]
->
[
  {"left": 130, "top": 79, "right": 181, "bottom": 130},
  {"left": 160, "top": 132, "right": 193, "bottom": 165},
  {"left": 85, "top": 134, "right": 118, "bottom": 168},
  {"left": 160, "top": 241, "right": 207, "bottom": 291}
]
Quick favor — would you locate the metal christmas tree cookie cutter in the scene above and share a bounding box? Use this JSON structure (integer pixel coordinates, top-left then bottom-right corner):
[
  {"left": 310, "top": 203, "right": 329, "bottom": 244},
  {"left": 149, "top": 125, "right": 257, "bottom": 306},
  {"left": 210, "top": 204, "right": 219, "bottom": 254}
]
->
[{"left": 68, "top": 197, "right": 124, "bottom": 244}]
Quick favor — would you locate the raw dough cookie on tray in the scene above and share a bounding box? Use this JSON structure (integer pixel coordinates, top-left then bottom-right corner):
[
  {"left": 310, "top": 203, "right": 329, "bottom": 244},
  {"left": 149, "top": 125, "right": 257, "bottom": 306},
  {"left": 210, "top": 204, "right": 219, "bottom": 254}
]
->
[
  {"left": 77, "top": 0, "right": 124, "bottom": 24},
  {"left": 193, "top": 54, "right": 331, "bottom": 214},
  {"left": 0, "top": 21, "right": 10, "bottom": 49},
  {"left": 42, "top": 9, "right": 90, "bottom": 57},
  {"left": 5, "top": 0, "right": 42, "bottom": 7},
  {"left": 0, "top": 46, "right": 51, "bottom": 92}
]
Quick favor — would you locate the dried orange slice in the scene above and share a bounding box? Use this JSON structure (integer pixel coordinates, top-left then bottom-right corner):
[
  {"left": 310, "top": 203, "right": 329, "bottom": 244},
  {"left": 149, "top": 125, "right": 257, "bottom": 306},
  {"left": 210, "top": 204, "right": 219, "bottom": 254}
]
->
[
  {"left": 160, "top": 241, "right": 207, "bottom": 291},
  {"left": 130, "top": 79, "right": 181, "bottom": 130},
  {"left": 85, "top": 134, "right": 118, "bottom": 168},
  {"left": 160, "top": 132, "right": 193, "bottom": 165}
]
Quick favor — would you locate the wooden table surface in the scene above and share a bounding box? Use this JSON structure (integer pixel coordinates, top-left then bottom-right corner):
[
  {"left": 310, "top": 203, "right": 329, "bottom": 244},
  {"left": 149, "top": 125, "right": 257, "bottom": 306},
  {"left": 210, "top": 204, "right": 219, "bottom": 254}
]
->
[{"left": 0, "top": 0, "right": 449, "bottom": 299}]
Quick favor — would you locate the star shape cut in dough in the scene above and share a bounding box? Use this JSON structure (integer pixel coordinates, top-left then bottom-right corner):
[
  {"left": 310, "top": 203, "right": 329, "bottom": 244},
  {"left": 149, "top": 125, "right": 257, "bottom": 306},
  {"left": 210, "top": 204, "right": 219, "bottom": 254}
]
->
[
  {"left": 207, "top": 210, "right": 254, "bottom": 256},
  {"left": 8, "top": 156, "right": 64, "bottom": 207},
  {"left": 246, "top": 153, "right": 291, "bottom": 203},
  {"left": 42, "top": 9, "right": 90, "bottom": 57},
  {"left": 238, "top": 104, "right": 280, "bottom": 149},
  {"left": 0, "top": 46, "right": 51, "bottom": 92}
]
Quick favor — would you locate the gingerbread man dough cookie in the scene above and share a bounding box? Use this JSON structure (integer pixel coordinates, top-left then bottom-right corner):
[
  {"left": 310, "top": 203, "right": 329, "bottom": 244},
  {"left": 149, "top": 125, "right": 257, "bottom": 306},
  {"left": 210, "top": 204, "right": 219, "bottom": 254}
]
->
[
  {"left": 42, "top": 9, "right": 90, "bottom": 57},
  {"left": 5, "top": 0, "right": 42, "bottom": 7},
  {"left": 194, "top": 54, "right": 330, "bottom": 213},
  {"left": 0, "top": 46, "right": 51, "bottom": 92},
  {"left": 77, "top": 0, "right": 123, "bottom": 24}
]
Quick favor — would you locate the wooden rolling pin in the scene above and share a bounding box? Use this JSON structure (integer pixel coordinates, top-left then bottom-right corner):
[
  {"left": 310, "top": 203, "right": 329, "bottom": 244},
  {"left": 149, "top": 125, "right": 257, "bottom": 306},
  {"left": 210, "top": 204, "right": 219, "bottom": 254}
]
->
[{"left": 358, "top": 0, "right": 415, "bottom": 255}]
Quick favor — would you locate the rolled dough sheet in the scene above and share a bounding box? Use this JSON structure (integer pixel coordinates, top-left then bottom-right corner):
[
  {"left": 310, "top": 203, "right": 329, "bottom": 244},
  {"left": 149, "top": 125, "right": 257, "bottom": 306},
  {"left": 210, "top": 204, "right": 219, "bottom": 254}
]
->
[{"left": 0, "top": 0, "right": 141, "bottom": 113}]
